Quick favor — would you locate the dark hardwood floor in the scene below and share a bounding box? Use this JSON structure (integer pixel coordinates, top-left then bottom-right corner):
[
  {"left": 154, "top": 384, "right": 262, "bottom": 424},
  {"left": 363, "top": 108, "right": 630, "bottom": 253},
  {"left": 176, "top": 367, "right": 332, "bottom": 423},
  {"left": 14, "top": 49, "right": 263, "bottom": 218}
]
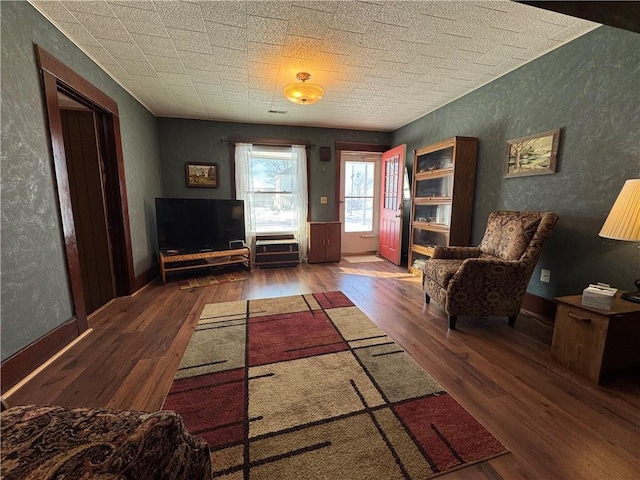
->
[{"left": 7, "top": 260, "right": 640, "bottom": 479}]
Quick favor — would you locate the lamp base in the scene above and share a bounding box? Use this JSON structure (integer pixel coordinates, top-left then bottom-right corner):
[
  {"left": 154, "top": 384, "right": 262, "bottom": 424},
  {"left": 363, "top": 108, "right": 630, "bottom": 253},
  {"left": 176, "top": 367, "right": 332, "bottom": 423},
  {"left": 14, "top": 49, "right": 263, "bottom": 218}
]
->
[
  {"left": 621, "top": 291, "right": 640, "bottom": 304},
  {"left": 621, "top": 278, "right": 640, "bottom": 304}
]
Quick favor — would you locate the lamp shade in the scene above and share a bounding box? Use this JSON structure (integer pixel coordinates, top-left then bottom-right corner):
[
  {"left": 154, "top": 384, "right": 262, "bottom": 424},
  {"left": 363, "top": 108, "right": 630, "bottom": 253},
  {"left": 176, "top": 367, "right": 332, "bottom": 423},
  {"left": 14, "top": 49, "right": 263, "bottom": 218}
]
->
[
  {"left": 283, "top": 72, "right": 324, "bottom": 105},
  {"left": 599, "top": 178, "right": 640, "bottom": 241}
]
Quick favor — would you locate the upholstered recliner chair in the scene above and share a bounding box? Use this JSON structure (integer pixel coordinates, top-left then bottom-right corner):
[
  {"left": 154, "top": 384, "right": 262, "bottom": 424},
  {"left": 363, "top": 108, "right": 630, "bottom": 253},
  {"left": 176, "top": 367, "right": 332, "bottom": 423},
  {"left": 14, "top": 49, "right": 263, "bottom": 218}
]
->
[{"left": 423, "top": 210, "right": 559, "bottom": 330}]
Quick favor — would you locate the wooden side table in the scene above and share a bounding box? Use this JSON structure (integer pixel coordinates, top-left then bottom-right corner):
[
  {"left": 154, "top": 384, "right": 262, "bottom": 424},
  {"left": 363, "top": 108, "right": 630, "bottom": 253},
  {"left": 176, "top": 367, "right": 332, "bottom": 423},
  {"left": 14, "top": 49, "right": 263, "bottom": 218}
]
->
[{"left": 551, "top": 294, "right": 640, "bottom": 383}]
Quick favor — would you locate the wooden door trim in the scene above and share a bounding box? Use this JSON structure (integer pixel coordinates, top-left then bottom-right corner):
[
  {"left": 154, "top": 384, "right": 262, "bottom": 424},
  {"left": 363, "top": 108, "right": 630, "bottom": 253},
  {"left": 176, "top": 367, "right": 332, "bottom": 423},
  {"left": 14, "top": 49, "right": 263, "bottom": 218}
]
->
[
  {"left": 36, "top": 47, "right": 118, "bottom": 115},
  {"left": 334, "top": 142, "right": 389, "bottom": 222},
  {"left": 36, "top": 45, "right": 135, "bottom": 310}
]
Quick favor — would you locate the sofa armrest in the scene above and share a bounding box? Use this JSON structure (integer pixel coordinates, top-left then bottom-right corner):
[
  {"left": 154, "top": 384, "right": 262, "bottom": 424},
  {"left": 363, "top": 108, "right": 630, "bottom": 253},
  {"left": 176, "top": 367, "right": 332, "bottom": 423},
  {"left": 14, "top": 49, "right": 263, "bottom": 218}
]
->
[
  {"left": 1, "top": 405, "right": 212, "bottom": 480},
  {"left": 432, "top": 246, "right": 482, "bottom": 260}
]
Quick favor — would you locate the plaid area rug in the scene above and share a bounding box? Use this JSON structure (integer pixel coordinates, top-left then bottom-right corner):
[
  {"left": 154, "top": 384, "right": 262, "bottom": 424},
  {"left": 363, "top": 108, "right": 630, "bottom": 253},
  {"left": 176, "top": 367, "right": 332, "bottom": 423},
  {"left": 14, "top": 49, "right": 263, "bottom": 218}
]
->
[
  {"left": 177, "top": 272, "right": 247, "bottom": 290},
  {"left": 163, "top": 292, "right": 507, "bottom": 479}
]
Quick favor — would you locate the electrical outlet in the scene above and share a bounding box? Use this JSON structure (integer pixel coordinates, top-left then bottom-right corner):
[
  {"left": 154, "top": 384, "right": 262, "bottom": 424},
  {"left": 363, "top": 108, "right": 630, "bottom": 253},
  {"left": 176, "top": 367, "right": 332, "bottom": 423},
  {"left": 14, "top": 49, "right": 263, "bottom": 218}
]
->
[
  {"left": 540, "top": 269, "right": 551, "bottom": 283},
  {"left": 320, "top": 196, "right": 328, "bottom": 204}
]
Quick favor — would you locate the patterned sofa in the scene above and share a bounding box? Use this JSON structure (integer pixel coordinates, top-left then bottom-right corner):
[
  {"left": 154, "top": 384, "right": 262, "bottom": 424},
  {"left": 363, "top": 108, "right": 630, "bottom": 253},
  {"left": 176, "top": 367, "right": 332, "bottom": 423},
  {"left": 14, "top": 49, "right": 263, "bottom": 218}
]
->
[
  {"left": 423, "top": 210, "right": 559, "bottom": 329},
  {"left": 1, "top": 405, "right": 212, "bottom": 480}
]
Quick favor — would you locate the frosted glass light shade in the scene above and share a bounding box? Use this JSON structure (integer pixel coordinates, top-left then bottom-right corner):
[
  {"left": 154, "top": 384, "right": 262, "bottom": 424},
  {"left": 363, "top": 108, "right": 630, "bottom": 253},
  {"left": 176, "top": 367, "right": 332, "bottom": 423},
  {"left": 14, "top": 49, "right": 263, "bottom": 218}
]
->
[
  {"left": 283, "top": 72, "right": 324, "bottom": 105},
  {"left": 599, "top": 179, "right": 640, "bottom": 241}
]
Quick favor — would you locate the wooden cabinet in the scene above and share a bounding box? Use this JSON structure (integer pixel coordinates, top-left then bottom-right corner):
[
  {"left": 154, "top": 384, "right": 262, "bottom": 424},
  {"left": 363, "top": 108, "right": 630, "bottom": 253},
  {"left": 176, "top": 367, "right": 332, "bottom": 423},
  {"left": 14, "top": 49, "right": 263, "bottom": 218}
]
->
[
  {"left": 307, "top": 222, "right": 341, "bottom": 263},
  {"left": 551, "top": 294, "right": 640, "bottom": 383},
  {"left": 255, "top": 236, "right": 299, "bottom": 268},
  {"left": 408, "top": 137, "right": 478, "bottom": 275}
]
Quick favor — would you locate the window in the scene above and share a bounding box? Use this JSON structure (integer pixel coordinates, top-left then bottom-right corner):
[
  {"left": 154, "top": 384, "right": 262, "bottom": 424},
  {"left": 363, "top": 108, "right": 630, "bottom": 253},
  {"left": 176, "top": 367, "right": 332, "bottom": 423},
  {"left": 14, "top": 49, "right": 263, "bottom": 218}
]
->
[
  {"left": 247, "top": 146, "right": 297, "bottom": 233},
  {"left": 235, "top": 143, "right": 308, "bottom": 258}
]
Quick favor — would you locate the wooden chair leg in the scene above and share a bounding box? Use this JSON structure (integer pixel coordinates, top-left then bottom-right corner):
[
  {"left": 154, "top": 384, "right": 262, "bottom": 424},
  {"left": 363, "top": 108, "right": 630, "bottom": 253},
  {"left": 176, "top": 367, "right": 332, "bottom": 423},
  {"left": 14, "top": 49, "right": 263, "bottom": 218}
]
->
[
  {"left": 508, "top": 315, "right": 517, "bottom": 327},
  {"left": 448, "top": 315, "right": 457, "bottom": 330},
  {"left": 424, "top": 293, "right": 431, "bottom": 304}
]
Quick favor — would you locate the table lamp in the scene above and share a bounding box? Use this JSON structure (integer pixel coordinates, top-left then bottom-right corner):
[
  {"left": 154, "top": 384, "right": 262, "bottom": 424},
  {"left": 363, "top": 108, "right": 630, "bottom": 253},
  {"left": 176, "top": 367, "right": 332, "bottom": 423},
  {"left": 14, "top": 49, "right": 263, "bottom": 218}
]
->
[{"left": 599, "top": 178, "right": 640, "bottom": 303}]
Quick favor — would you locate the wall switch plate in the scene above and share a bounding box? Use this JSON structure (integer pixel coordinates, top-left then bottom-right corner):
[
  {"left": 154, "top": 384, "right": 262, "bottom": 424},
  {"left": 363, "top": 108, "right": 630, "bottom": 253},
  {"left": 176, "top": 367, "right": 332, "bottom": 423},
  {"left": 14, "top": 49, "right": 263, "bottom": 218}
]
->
[
  {"left": 540, "top": 269, "right": 551, "bottom": 283},
  {"left": 320, "top": 196, "right": 328, "bottom": 204}
]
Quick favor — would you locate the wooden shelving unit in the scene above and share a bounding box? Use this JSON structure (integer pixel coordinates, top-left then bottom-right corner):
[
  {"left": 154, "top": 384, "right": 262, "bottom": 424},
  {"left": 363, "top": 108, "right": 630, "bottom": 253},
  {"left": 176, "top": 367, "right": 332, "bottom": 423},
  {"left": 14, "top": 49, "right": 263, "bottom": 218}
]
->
[
  {"left": 159, "top": 247, "right": 251, "bottom": 284},
  {"left": 408, "top": 137, "right": 478, "bottom": 276}
]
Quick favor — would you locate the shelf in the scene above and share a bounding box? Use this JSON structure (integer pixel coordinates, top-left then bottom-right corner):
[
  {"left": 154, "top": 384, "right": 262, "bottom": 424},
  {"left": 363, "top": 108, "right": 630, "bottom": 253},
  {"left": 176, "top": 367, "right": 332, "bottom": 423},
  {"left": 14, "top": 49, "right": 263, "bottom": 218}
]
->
[
  {"left": 159, "top": 247, "right": 251, "bottom": 283},
  {"left": 408, "top": 136, "right": 477, "bottom": 276},
  {"left": 414, "top": 167, "right": 454, "bottom": 180}
]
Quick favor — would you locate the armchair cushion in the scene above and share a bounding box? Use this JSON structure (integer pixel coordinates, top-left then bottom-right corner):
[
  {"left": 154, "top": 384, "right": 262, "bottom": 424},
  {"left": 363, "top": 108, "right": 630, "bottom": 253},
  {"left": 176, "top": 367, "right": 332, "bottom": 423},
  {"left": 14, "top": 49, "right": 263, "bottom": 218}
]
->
[{"left": 478, "top": 211, "right": 542, "bottom": 261}]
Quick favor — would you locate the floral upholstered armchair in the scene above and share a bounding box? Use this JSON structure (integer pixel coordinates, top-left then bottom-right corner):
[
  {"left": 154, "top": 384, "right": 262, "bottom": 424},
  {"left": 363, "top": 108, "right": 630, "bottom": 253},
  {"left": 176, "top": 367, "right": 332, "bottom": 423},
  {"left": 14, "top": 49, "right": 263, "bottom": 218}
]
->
[{"left": 422, "top": 211, "right": 559, "bottom": 330}]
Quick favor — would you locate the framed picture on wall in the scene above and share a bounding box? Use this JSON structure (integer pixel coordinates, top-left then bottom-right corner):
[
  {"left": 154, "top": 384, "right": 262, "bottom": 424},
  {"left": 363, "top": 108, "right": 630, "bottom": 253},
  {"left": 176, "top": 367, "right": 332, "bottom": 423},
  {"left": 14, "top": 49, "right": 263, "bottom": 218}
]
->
[
  {"left": 505, "top": 129, "right": 560, "bottom": 178},
  {"left": 185, "top": 162, "right": 218, "bottom": 188}
]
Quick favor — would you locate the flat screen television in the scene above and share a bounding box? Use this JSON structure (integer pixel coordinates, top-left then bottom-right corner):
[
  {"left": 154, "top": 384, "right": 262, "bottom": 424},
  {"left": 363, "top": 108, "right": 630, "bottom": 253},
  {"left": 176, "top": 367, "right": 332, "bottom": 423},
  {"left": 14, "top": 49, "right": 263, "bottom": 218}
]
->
[{"left": 155, "top": 198, "right": 245, "bottom": 253}]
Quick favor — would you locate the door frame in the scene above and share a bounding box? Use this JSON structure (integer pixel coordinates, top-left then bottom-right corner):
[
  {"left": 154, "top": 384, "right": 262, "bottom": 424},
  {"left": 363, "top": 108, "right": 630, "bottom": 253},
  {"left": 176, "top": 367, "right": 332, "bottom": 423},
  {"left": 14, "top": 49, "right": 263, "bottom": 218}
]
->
[
  {"left": 339, "top": 151, "right": 382, "bottom": 254},
  {"left": 334, "top": 142, "right": 389, "bottom": 222},
  {"left": 36, "top": 45, "right": 135, "bottom": 333}
]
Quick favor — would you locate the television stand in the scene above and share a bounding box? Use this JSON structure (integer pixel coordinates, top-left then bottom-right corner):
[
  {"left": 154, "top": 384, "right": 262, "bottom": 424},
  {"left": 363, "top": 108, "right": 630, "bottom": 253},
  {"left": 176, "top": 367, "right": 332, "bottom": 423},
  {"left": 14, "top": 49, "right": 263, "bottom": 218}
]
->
[{"left": 159, "top": 247, "right": 252, "bottom": 284}]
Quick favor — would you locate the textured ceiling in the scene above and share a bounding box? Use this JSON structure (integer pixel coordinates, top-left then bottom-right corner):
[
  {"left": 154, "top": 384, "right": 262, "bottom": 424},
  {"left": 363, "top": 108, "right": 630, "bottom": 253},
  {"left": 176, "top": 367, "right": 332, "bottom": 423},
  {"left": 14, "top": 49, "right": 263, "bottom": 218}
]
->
[{"left": 30, "top": 1, "right": 599, "bottom": 131}]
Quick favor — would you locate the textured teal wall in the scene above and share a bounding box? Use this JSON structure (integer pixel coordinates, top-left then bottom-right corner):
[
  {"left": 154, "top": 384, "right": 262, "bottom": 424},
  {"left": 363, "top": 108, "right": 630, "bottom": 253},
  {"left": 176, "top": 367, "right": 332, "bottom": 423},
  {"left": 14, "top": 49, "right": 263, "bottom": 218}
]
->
[
  {"left": 392, "top": 26, "right": 640, "bottom": 298},
  {"left": 157, "top": 119, "right": 389, "bottom": 222},
  {"left": 0, "top": 2, "right": 162, "bottom": 360}
]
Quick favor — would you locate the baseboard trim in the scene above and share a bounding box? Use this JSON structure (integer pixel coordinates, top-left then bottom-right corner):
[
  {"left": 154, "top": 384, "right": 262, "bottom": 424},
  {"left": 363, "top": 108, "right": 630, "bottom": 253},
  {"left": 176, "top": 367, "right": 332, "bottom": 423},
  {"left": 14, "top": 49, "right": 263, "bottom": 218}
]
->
[
  {"left": 0, "top": 318, "right": 79, "bottom": 392},
  {"left": 3, "top": 328, "right": 93, "bottom": 399},
  {"left": 522, "top": 292, "right": 557, "bottom": 325},
  {"left": 133, "top": 265, "right": 157, "bottom": 293}
]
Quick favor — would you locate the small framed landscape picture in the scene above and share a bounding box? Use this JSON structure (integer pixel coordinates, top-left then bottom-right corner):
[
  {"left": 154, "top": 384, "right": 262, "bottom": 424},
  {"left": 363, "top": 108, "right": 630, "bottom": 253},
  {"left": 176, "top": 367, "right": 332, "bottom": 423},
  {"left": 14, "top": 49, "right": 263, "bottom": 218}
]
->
[
  {"left": 186, "top": 162, "right": 218, "bottom": 188},
  {"left": 505, "top": 129, "right": 560, "bottom": 178}
]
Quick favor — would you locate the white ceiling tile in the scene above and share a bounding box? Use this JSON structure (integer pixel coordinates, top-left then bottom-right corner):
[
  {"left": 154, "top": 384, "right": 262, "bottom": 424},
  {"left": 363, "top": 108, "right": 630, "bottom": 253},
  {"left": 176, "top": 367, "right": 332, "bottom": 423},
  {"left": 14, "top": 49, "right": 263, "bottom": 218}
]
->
[
  {"left": 98, "top": 38, "right": 147, "bottom": 62},
  {"left": 292, "top": 1, "right": 338, "bottom": 14},
  {"left": 147, "top": 55, "right": 187, "bottom": 74},
  {"left": 154, "top": 1, "right": 206, "bottom": 32},
  {"left": 216, "top": 65, "right": 247, "bottom": 82},
  {"left": 550, "top": 20, "right": 599, "bottom": 43},
  {"left": 109, "top": 3, "right": 168, "bottom": 37},
  {"left": 178, "top": 51, "right": 217, "bottom": 71},
  {"left": 167, "top": 27, "right": 211, "bottom": 54},
  {"left": 131, "top": 75, "right": 168, "bottom": 89},
  {"left": 247, "top": 16, "right": 288, "bottom": 45},
  {"left": 117, "top": 58, "right": 159, "bottom": 76},
  {"left": 220, "top": 81, "right": 248, "bottom": 94},
  {"left": 54, "top": 20, "right": 102, "bottom": 47},
  {"left": 71, "top": 11, "right": 132, "bottom": 41},
  {"left": 362, "top": 22, "right": 407, "bottom": 51},
  {"left": 82, "top": 45, "right": 119, "bottom": 65},
  {"left": 332, "top": 2, "right": 381, "bottom": 34},
  {"left": 248, "top": 42, "right": 283, "bottom": 64},
  {"left": 130, "top": 33, "right": 179, "bottom": 57},
  {"left": 282, "top": 36, "right": 323, "bottom": 60},
  {"left": 211, "top": 46, "right": 247, "bottom": 68},
  {"left": 246, "top": 1, "right": 291, "bottom": 20},
  {"left": 158, "top": 72, "right": 192, "bottom": 86},
  {"left": 193, "top": 82, "right": 223, "bottom": 95},
  {"left": 205, "top": 22, "right": 247, "bottom": 51},
  {"left": 62, "top": 1, "right": 115, "bottom": 17},
  {"left": 31, "top": 1, "right": 78, "bottom": 22},
  {"left": 321, "top": 29, "right": 364, "bottom": 56},
  {"left": 186, "top": 68, "right": 220, "bottom": 84},
  {"left": 287, "top": 6, "right": 332, "bottom": 39},
  {"left": 200, "top": 1, "right": 246, "bottom": 27},
  {"left": 169, "top": 85, "right": 199, "bottom": 97},
  {"left": 108, "top": 1, "right": 156, "bottom": 11}
]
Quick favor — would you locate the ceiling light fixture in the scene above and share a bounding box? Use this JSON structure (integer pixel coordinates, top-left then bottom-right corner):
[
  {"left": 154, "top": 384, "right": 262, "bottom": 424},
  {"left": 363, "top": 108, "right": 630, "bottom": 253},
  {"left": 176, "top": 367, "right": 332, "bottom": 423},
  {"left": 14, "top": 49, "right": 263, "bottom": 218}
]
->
[{"left": 283, "top": 72, "right": 324, "bottom": 105}]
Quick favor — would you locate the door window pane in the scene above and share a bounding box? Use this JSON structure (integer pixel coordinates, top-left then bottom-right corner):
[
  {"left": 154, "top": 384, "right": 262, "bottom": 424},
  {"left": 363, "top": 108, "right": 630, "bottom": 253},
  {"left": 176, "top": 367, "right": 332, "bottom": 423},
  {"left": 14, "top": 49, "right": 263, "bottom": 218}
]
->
[
  {"left": 344, "top": 197, "right": 374, "bottom": 232},
  {"left": 344, "top": 160, "right": 375, "bottom": 232}
]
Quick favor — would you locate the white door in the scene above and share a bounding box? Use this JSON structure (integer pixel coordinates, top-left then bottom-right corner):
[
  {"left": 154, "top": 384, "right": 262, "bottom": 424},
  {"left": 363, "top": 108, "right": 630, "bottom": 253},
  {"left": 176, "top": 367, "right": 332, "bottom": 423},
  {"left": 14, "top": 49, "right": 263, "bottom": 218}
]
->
[{"left": 339, "top": 151, "right": 382, "bottom": 255}]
